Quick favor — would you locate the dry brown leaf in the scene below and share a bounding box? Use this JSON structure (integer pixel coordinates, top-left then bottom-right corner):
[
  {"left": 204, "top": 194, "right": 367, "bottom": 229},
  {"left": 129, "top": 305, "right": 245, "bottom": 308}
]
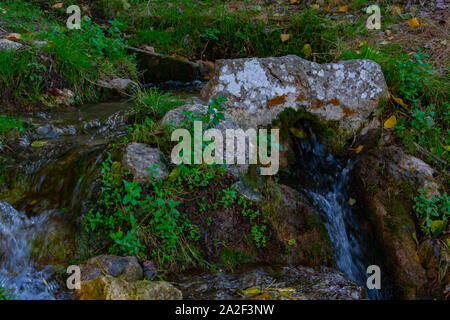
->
[
  {"left": 384, "top": 115, "right": 397, "bottom": 129},
  {"left": 338, "top": 5, "right": 349, "bottom": 12},
  {"left": 290, "top": 0, "right": 298, "bottom": 4},
  {"left": 280, "top": 34, "right": 291, "bottom": 42},
  {"left": 52, "top": 2, "right": 63, "bottom": 9},
  {"left": 391, "top": 6, "right": 402, "bottom": 15},
  {"left": 4, "top": 33, "right": 21, "bottom": 41},
  {"left": 312, "top": 4, "right": 320, "bottom": 10},
  {"left": 392, "top": 95, "right": 406, "bottom": 107},
  {"left": 407, "top": 17, "right": 420, "bottom": 28}
]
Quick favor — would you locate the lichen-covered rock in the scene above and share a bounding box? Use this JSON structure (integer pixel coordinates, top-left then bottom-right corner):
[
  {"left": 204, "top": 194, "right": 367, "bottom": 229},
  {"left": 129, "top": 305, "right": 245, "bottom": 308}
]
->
[
  {"left": 79, "top": 255, "right": 143, "bottom": 282},
  {"left": 201, "top": 55, "right": 388, "bottom": 137},
  {"left": 122, "top": 142, "right": 168, "bottom": 183},
  {"left": 39, "top": 88, "right": 75, "bottom": 108},
  {"left": 0, "top": 39, "right": 23, "bottom": 51},
  {"left": 75, "top": 276, "right": 182, "bottom": 300}
]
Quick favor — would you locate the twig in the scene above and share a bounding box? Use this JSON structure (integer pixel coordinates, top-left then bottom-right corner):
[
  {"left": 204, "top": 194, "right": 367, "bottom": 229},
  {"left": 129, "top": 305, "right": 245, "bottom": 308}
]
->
[
  {"left": 95, "top": 258, "right": 108, "bottom": 277},
  {"left": 413, "top": 142, "right": 448, "bottom": 169}
]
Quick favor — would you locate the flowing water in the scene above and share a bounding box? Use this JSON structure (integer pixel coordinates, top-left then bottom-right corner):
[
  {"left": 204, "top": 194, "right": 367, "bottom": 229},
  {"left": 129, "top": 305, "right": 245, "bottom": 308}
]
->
[
  {"left": 1, "top": 96, "right": 387, "bottom": 299},
  {"left": 285, "top": 125, "right": 386, "bottom": 299},
  {"left": 0, "top": 101, "right": 133, "bottom": 299}
]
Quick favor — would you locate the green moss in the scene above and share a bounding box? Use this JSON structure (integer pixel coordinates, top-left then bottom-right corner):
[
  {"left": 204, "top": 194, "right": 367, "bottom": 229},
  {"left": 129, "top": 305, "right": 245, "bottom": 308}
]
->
[{"left": 219, "top": 247, "right": 253, "bottom": 272}]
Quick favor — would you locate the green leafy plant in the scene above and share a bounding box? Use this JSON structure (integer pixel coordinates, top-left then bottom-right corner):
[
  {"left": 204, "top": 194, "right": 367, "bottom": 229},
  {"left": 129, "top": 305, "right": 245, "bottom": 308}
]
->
[
  {"left": 221, "top": 188, "right": 237, "bottom": 208},
  {"left": 413, "top": 190, "right": 449, "bottom": 237}
]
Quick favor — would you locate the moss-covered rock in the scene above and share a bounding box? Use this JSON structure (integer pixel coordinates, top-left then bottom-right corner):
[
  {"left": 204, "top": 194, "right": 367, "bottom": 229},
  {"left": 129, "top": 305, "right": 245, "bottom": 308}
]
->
[
  {"left": 74, "top": 276, "right": 182, "bottom": 300},
  {"left": 261, "top": 182, "right": 334, "bottom": 267},
  {"left": 353, "top": 146, "right": 445, "bottom": 299}
]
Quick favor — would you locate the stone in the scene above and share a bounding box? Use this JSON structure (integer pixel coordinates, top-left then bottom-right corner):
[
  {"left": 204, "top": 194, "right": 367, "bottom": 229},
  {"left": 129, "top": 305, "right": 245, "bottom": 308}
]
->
[
  {"left": 161, "top": 103, "right": 251, "bottom": 175},
  {"left": 0, "top": 39, "right": 23, "bottom": 51},
  {"left": 39, "top": 88, "right": 75, "bottom": 108},
  {"left": 176, "top": 265, "right": 364, "bottom": 300},
  {"left": 382, "top": 146, "right": 440, "bottom": 198},
  {"left": 129, "top": 47, "right": 200, "bottom": 83},
  {"left": 262, "top": 183, "right": 333, "bottom": 267},
  {"left": 196, "top": 60, "right": 215, "bottom": 78},
  {"left": 161, "top": 104, "right": 209, "bottom": 127},
  {"left": 353, "top": 147, "right": 444, "bottom": 298},
  {"left": 122, "top": 142, "right": 168, "bottom": 183},
  {"left": 36, "top": 124, "right": 62, "bottom": 139},
  {"left": 75, "top": 276, "right": 182, "bottom": 300},
  {"left": 201, "top": 55, "right": 389, "bottom": 137},
  {"left": 98, "top": 78, "right": 138, "bottom": 96},
  {"left": 79, "top": 255, "right": 143, "bottom": 282},
  {"left": 232, "top": 179, "right": 262, "bottom": 202}
]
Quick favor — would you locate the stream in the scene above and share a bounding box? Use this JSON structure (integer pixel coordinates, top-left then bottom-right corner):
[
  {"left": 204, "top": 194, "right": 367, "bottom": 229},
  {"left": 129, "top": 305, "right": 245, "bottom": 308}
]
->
[
  {"left": 1, "top": 91, "right": 386, "bottom": 300},
  {"left": 283, "top": 125, "right": 388, "bottom": 299}
]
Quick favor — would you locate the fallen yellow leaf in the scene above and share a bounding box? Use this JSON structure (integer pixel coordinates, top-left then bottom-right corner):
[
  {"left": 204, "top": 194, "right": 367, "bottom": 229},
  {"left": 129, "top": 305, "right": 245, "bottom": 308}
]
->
[
  {"left": 385, "top": 29, "right": 392, "bottom": 35},
  {"left": 355, "top": 145, "right": 364, "bottom": 154},
  {"left": 52, "top": 3, "right": 63, "bottom": 9},
  {"left": 392, "top": 95, "right": 407, "bottom": 107},
  {"left": 338, "top": 5, "right": 349, "bottom": 12},
  {"left": 407, "top": 17, "right": 420, "bottom": 28},
  {"left": 302, "top": 43, "right": 312, "bottom": 58},
  {"left": 280, "top": 34, "right": 291, "bottom": 42},
  {"left": 441, "top": 144, "right": 450, "bottom": 152},
  {"left": 359, "top": 40, "right": 368, "bottom": 47},
  {"left": 254, "top": 293, "right": 272, "bottom": 300},
  {"left": 388, "top": 36, "right": 394, "bottom": 41},
  {"left": 384, "top": 115, "right": 397, "bottom": 129}
]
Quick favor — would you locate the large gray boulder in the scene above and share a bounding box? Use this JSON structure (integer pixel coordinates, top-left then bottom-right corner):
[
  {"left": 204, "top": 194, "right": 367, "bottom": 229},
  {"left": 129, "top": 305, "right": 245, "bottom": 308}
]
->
[
  {"left": 122, "top": 142, "right": 168, "bottom": 183},
  {"left": 0, "top": 39, "right": 23, "bottom": 51},
  {"left": 201, "top": 55, "right": 389, "bottom": 136}
]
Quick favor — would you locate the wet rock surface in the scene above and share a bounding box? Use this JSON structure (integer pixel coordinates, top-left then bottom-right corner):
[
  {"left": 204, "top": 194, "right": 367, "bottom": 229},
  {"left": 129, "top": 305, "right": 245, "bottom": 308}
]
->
[
  {"left": 201, "top": 55, "right": 388, "bottom": 136},
  {"left": 174, "top": 265, "right": 364, "bottom": 300}
]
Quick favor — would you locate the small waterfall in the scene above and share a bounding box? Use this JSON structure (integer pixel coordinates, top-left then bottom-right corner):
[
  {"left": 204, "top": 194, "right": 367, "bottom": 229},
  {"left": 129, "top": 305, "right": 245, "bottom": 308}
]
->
[
  {"left": 288, "top": 126, "right": 383, "bottom": 299},
  {"left": 0, "top": 202, "right": 59, "bottom": 299}
]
